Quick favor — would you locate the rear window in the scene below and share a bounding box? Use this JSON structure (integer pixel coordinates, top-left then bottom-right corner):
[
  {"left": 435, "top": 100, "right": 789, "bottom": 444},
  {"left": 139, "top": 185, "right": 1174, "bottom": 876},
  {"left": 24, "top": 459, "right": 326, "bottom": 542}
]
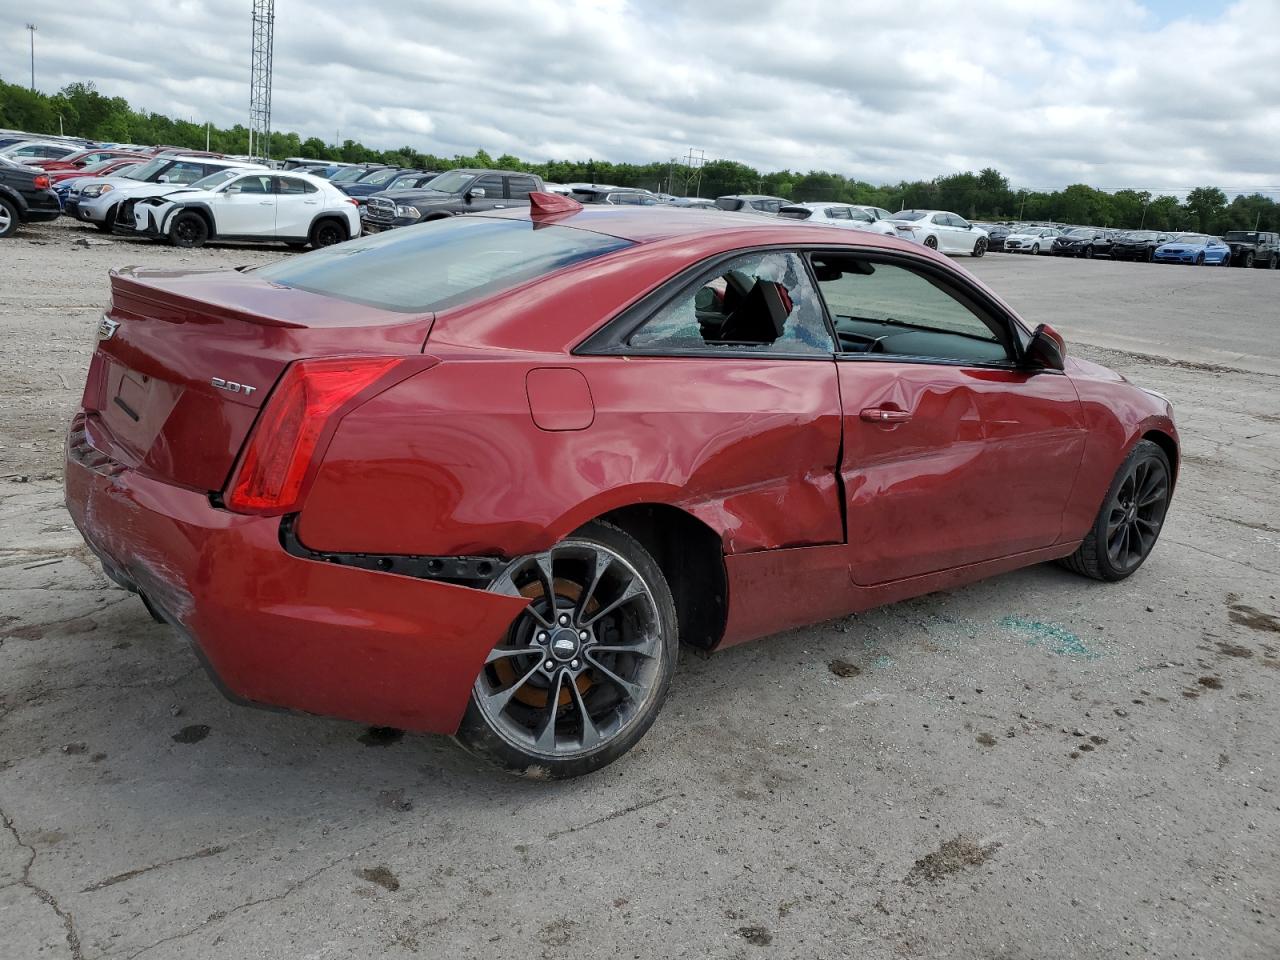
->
[{"left": 254, "top": 216, "right": 633, "bottom": 313}]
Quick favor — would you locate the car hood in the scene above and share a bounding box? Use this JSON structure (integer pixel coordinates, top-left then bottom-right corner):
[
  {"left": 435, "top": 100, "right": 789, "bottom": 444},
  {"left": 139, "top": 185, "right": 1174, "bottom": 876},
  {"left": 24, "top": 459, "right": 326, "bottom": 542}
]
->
[
  {"left": 378, "top": 188, "right": 459, "bottom": 204},
  {"left": 1157, "top": 243, "right": 1205, "bottom": 252}
]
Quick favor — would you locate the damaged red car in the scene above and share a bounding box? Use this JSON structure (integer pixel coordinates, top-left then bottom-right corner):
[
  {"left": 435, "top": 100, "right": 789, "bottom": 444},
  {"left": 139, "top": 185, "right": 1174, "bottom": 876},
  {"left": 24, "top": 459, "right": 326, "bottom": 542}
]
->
[{"left": 65, "top": 194, "right": 1178, "bottom": 777}]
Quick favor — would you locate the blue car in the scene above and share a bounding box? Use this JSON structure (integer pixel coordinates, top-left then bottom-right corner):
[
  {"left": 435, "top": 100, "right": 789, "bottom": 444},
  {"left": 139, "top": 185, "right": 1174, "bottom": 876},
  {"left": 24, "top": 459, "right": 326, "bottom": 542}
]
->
[{"left": 1152, "top": 233, "right": 1232, "bottom": 265}]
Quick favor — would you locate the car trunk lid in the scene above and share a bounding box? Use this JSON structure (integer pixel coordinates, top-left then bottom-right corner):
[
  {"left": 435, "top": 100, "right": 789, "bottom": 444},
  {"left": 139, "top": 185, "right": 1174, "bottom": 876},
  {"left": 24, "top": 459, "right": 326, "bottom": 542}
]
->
[{"left": 85, "top": 266, "right": 433, "bottom": 491}]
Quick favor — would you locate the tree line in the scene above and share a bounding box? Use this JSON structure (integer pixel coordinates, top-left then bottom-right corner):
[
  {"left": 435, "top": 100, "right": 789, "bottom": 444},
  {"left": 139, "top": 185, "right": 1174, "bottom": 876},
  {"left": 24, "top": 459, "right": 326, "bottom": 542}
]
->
[{"left": 2, "top": 77, "right": 1275, "bottom": 234}]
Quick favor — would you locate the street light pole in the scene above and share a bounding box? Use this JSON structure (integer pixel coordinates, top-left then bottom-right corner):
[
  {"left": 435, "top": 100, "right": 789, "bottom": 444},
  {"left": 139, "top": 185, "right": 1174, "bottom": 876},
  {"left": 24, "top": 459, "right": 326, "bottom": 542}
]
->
[{"left": 26, "top": 23, "right": 37, "bottom": 92}]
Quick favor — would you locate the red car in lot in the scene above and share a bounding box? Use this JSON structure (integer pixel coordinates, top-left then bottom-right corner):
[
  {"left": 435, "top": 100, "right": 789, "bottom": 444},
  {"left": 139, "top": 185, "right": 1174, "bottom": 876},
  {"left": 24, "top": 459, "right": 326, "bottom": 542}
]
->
[
  {"left": 46, "top": 156, "right": 147, "bottom": 185},
  {"left": 65, "top": 195, "right": 1178, "bottom": 777},
  {"left": 38, "top": 149, "right": 149, "bottom": 173}
]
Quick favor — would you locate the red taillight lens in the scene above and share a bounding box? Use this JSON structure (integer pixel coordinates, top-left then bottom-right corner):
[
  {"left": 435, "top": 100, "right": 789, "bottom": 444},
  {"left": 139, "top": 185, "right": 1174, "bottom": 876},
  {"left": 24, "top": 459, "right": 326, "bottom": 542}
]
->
[
  {"left": 226, "top": 356, "right": 400, "bottom": 514},
  {"left": 34, "top": 174, "right": 50, "bottom": 189}
]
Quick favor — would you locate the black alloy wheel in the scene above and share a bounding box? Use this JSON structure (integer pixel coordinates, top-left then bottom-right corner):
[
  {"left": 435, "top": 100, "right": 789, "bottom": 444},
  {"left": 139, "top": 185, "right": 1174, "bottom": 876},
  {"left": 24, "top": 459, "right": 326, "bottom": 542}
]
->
[
  {"left": 1243, "top": 252, "right": 1255, "bottom": 268},
  {"left": 310, "top": 220, "right": 345, "bottom": 248},
  {"left": 1146, "top": 247, "right": 1155, "bottom": 262},
  {"left": 169, "top": 211, "right": 209, "bottom": 248},
  {"left": 1059, "top": 440, "right": 1172, "bottom": 582},
  {"left": 1195, "top": 252, "right": 1205, "bottom": 265},
  {"left": 456, "top": 521, "right": 678, "bottom": 778},
  {"left": 972, "top": 237, "right": 987, "bottom": 258},
  {"left": 924, "top": 235, "right": 938, "bottom": 250},
  {"left": 1271, "top": 255, "right": 1278, "bottom": 270},
  {"left": 1083, "top": 245, "right": 1095, "bottom": 259}
]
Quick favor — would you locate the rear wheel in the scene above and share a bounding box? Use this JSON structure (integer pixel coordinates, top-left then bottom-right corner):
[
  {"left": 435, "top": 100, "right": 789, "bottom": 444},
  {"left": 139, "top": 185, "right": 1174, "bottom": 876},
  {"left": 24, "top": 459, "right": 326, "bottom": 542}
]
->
[
  {"left": 455, "top": 521, "right": 678, "bottom": 778},
  {"left": 1058, "top": 440, "right": 1171, "bottom": 582},
  {"left": 924, "top": 235, "right": 938, "bottom": 250},
  {"left": 309, "top": 219, "right": 345, "bottom": 248},
  {"left": 0, "top": 198, "right": 17, "bottom": 238},
  {"left": 1220, "top": 253, "right": 1231, "bottom": 267},
  {"left": 1271, "top": 255, "right": 1278, "bottom": 270},
  {"left": 1145, "top": 247, "right": 1155, "bottom": 262},
  {"left": 972, "top": 237, "right": 987, "bottom": 258},
  {"left": 169, "top": 211, "right": 209, "bottom": 248}
]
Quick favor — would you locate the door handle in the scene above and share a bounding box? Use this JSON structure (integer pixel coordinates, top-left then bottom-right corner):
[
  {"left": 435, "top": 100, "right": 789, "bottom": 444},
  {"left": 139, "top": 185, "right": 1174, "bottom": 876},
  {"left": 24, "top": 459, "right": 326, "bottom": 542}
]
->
[
  {"left": 259, "top": 200, "right": 273, "bottom": 205},
  {"left": 494, "top": 204, "right": 505, "bottom": 208},
  {"left": 860, "top": 407, "right": 912, "bottom": 423}
]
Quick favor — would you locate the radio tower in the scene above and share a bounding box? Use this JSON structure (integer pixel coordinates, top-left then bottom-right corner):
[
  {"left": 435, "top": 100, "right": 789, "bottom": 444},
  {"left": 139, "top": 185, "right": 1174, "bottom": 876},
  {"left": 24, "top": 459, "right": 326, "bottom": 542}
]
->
[{"left": 248, "top": 0, "right": 275, "bottom": 162}]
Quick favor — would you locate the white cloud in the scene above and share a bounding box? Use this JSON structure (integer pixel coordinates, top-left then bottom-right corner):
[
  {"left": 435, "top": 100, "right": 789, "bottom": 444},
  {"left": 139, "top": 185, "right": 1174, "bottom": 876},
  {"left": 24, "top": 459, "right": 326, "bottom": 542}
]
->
[{"left": 4, "top": 0, "right": 1279, "bottom": 193}]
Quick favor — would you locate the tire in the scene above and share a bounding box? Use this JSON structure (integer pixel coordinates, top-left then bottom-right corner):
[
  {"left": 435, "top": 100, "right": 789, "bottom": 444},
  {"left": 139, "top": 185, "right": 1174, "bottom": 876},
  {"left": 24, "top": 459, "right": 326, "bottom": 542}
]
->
[
  {"left": 0, "top": 198, "right": 17, "bottom": 238},
  {"left": 94, "top": 214, "right": 114, "bottom": 233},
  {"left": 1083, "top": 245, "right": 1094, "bottom": 259},
  {"left": 1220, "top": 253, "right": 1230, "bottom": 267},
  {"left": 1271, "top": 256, "right": 1278, "bottom": 270},
  {"left": 1058, "top": 440, "right": 1172, "bottom": 582},
  {"left": 972, "top": 237, "right": 987, "bottom": 258},
  {"left": 1243, "top": 252, "right": 1254, "bottom": 268},
  {"left": 169, "top": 211, "right": 209, "bottom": 248},
  {"left": 1146, "top": 248, "right": 1155, "bottom": 263},
  {"left": 309, "top": 219, "right": 346, "bottom": 248},
  {"left": 455, "top": 520, "right": 679, "bottom": 778},
  {"left": 1031, "top": 243, "right": 1040, "bottom": 255},
  {"left": 923, "top": 235, "right": 938, "bottom": 250},
  {"left": 1195, "top": 252, "right": 1204, "bottom": 265}
]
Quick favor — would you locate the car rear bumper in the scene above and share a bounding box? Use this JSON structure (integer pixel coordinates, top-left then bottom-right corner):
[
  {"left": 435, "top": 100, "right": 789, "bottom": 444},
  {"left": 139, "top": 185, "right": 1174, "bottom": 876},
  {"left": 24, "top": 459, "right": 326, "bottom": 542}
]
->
[{"left": 64, "top": 412, "right": 528, "bottom": 734}]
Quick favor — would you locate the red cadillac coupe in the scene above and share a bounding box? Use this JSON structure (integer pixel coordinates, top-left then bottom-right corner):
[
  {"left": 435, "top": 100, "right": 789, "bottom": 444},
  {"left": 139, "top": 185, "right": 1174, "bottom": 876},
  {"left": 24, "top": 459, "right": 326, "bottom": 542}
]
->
[{"left": 65, "top": 194, "right": 1177, "bottom": 777}]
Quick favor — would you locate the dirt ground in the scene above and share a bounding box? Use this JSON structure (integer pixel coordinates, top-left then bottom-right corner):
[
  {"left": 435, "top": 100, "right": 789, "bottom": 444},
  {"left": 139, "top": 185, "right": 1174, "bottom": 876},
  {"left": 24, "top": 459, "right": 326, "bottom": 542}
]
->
[{"left": 2, "top": 217, "right": 1278, "bottom": 959}]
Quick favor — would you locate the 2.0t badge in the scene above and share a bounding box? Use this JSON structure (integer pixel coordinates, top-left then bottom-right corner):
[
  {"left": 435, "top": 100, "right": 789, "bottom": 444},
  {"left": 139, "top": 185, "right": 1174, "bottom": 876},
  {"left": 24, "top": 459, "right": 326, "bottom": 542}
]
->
[{"left": 211, "top": 377, "right": 258, "bottom": 397}]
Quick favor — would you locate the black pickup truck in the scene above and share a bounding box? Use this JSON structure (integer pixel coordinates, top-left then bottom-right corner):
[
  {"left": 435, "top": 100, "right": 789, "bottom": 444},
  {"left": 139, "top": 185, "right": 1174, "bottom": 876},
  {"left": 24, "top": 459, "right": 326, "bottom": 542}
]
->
[
  {"left": 0, "top": 156, "right": 61, "bottom": 239},
  {"left": 1224, "top": 231, "right": 1279, "bottom": 269},
  {"left": 361, "top": 168, "right": 545, "bottom": 231}
]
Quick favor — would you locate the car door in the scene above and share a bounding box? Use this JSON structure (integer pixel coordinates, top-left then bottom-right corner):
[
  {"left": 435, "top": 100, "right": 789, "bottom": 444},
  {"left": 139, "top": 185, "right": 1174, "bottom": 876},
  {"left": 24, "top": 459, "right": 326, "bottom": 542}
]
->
[
  {"left": 214, "top": 173, "right": 277, "bottom": 236},
  {"left": 949, "top": 214, "right": 977, "bottom": 251},
  {"left": 582, "top": 248, "right": 845, "bottom": 553},
  {"left": 468, "top": 174, "right": 506, "bottom": 211},
  {"left": 505, "top": 175, "right": 540, "bottom": 207},
  {"left": 810, "top": 250, "right": 1086, "bottom": 584},
  {"left": 930, "top": 212, "right": 956, "bottom": 251},
  {"left": 273, "top": 175, "right": 320, "bottom": 238}
]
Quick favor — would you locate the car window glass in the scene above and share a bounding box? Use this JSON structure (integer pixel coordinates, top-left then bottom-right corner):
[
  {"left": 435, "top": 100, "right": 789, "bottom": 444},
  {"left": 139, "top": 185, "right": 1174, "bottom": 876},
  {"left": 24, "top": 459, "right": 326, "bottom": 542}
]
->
[
  {"left": 276, "top": 177, "right": 317, "bottom": 194},
  {"left": 225, "top": 175, "right": 274, "bottom": 195},
  {"left": 849, "top": 209, "right": 874, "bottom": 222},
  {"left": 627, "top": 251, "right": 833, "bottom": 356},
  {"left": 506, "top": 176, "right": 539, "bottom": 200},
  {"left": 931, "top": 213, "right": 949, "bottom": 225},
  {"left": 811, "top": 255, "right": 1009, "bottom": 365},
  {"left": 473, "top": 175, "right": 504, "bottom": 197},
  {"left": 164, "top": 162, "right": 207, "bottom": 184},
  {"left": 826, "top": 207, "right": 852, "bottom": 220}
]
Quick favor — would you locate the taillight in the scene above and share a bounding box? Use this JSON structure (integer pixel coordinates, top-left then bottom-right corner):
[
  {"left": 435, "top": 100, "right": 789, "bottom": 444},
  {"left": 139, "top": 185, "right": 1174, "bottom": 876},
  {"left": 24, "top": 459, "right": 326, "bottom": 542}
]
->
[
  {"left": 34, "top": 174, "right": 50, "bottom": 189},
  {"left": 226, "top": 357, "right": 401, "bottom": 515}
]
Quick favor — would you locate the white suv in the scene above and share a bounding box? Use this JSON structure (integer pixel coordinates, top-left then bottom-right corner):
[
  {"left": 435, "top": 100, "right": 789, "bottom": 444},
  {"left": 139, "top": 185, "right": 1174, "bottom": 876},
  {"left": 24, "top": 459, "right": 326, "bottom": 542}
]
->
[{"left": 130, "top": 170, "right": 360, "bottom": 249}]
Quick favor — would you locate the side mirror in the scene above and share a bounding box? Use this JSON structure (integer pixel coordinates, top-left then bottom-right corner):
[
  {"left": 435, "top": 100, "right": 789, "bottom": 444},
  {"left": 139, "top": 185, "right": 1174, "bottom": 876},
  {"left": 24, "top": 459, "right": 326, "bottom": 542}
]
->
[
  {"left": 157, "top": 175, "right": 170, "bottom": 183},
  {"left": 467, "top": 186, "right": 486, "bottom": 199},
  {"left": 1026, "top": 323, "right": 1066, "bottom": 371}
]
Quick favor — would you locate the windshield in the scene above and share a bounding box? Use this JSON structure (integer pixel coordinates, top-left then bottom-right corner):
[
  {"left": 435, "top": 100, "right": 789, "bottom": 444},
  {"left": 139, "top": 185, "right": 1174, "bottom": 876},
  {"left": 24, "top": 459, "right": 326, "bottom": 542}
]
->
[
  {"left": 1064, "top": 228, "right": 1093, "bottom": 237},
  {"left": 778, "top": 208, "right": 812, "bottom": 220},
  {"left": 424, "top": 171, "right": 476, "bottom": 194},
  {"left": 330, "top": 166, "right": 372, "bottom": 183},
  {"left": 123, "top": 158, "right": 168, "bottom": 181},
  {"left": 1224, "top": 231, "right": 1258, "bottom": 242},
  {"left": 891, "top": 211, "right": 928, "bottom": 221},
  {"left": 81, "top": 158, "right": 122, "bottom": 173},
  {"left": 1119, "top": 231, "right": 1156, "bottom": 240},
  {"left": 255, "top": 216, "right": 633, "bottom": 313},
  {"left": 1171, "top": 234, "right": 1207, "bottom": 244},
  {"left": 358, "top": 168, "right": 403, "bottom": 185},
  {"left": 191, "top": 169, "right": 246, "bottom": 190}
]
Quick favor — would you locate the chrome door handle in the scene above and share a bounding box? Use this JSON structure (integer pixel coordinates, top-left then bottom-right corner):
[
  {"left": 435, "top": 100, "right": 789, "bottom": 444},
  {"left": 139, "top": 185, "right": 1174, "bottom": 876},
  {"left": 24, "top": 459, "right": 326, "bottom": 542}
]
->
[
  {"left": 259, "top": 201, "right": 273, "bottom": 205},
  {"left": 860, "top": 407, "right": 912, "bottom": 423}
]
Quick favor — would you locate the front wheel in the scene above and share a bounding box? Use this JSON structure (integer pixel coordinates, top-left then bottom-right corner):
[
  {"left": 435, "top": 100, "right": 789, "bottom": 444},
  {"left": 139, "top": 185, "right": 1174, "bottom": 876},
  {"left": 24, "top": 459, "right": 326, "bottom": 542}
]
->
[
  {"left": 1083, "top": 245, "right": 1095, "bottom": 259},
  {"left": 972, "top": 237, "right": 987, "bottom": 258},
  {"left": 1195, "top": 252, "right": 1205, "bottom": 265},
  {"left": 1031, "top": 243, "right": 1040, "bottom": 255},
  {"left": 1058, "top": 440, "right": 1172, "bottom": 582},
  {"left": 455, "top": 521, "right": 678, "bottom": 778},
  {"left": 168, "top": 211, "right": 209, "bottom": 248},
  {"left": 1243, "top": 252, "right": 1254, "bottom": 268}
]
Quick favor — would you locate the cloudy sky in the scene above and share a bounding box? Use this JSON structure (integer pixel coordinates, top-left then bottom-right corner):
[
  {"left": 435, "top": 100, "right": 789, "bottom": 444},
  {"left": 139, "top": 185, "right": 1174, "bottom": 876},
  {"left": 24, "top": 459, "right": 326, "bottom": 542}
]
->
[{"left": 4, "top": 0, "right": 1279, "bottom": 194}]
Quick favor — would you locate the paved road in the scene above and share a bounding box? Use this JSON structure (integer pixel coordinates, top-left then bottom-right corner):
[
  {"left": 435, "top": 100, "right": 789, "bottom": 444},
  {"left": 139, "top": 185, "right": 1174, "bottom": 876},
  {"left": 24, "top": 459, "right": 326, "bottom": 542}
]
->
[{"left": 968, "top": 252, "right": 1280, "bottom": 375}]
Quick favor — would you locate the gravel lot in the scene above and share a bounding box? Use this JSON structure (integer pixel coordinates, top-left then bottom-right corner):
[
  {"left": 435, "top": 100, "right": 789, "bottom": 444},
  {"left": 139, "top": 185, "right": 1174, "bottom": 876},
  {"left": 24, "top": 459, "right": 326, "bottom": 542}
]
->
[{"left": 3, "top": 218, "right": 1278, "bottom": 960}]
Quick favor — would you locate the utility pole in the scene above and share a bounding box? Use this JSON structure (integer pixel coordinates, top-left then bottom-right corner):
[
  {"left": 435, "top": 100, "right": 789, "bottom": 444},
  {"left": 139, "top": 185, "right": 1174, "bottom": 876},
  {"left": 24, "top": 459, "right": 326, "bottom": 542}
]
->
[
  {"left": 26, "top": 24, "right": 36, "bottom": 92},
  {"left": 683, "top": 147, "right": 706, "bottom": 197},
  {"left": 248, "top": 0, "right": 275, "bottom": 163}
]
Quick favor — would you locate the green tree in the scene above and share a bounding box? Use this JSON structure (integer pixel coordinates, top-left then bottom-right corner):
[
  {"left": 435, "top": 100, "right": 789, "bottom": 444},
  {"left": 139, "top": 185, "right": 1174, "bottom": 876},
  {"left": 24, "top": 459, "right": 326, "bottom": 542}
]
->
[{"left": 1184, "top": 186, "right": 1227, "bottom": 232}]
